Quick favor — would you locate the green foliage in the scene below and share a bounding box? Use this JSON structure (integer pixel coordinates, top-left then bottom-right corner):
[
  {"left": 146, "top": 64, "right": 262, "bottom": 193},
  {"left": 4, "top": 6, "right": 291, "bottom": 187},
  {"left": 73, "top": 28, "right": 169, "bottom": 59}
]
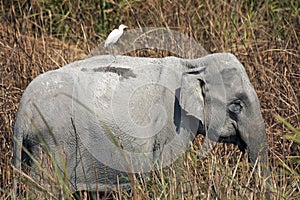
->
[
  {"left": 276, "top": 114, "right": 300, "bottom": 194},
  {"left": 278, "top": 115, "right": 300, "bottom": 144}
]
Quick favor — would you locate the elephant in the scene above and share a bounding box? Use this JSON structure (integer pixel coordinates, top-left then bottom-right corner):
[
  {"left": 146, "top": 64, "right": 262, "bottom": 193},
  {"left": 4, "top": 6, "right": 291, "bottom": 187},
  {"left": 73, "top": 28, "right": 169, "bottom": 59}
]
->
[{"left": 13, "top": 53, "right": 269, "bottom": 194}]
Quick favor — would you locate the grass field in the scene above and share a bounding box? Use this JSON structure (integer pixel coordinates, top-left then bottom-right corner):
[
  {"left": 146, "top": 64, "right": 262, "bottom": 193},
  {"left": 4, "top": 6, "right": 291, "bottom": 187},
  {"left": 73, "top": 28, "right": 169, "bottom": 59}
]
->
[{"left": 0, "top": 0, "right": 299, "bottom": 199}]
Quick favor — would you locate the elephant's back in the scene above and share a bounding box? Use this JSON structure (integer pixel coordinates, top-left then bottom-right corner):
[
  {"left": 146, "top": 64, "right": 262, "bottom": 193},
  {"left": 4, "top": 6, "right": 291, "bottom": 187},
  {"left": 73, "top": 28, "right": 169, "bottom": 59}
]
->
[{"left": 66, "top": 56, "right": 186, "bottom": 175}]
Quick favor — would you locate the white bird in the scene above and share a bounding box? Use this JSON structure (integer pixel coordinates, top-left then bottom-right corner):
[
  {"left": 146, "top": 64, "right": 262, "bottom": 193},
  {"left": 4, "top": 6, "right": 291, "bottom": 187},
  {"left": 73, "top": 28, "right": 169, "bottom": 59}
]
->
[{"left": 104, "top": 24, "right": 128, "bottom": 47}]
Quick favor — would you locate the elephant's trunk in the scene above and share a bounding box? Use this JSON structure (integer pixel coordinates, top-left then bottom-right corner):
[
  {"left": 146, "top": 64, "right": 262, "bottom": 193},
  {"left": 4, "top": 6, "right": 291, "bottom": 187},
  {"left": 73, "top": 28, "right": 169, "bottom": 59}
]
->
[
  {"left": 241, "top": 117, "right": 268, "bottom": 164},
  {"left": 239, "top": 115, "right": 271, "bottom": 184},
  {"left": 243, "top": 121, "right": 273, "bottom": 197}
]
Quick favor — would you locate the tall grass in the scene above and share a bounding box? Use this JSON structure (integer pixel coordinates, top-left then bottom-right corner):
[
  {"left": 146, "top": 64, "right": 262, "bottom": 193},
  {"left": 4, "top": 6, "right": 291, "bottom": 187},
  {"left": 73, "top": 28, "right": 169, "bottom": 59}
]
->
[{"left": 1, "top": 0, "right": 299, "bottom": 199}]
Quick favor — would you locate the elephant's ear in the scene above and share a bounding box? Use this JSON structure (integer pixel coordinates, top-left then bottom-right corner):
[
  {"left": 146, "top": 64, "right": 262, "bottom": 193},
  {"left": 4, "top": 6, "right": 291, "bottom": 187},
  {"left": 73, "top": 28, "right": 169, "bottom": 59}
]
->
[{"left": 179, "top": 71, "right": 205, "bottom": 121}]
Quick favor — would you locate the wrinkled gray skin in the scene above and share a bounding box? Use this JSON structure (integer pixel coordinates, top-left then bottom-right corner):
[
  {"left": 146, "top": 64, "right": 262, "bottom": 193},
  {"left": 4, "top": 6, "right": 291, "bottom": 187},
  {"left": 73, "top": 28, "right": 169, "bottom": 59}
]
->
[{"left": 14, "top": 53, "right": 268, "bottom": 193}]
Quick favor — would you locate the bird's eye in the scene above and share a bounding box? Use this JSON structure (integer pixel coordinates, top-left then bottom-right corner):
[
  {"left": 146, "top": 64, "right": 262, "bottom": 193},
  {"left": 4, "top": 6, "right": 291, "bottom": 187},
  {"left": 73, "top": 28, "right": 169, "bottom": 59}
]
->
[{"left": 229, "top": 100, "right": 243, "bottom": 114}]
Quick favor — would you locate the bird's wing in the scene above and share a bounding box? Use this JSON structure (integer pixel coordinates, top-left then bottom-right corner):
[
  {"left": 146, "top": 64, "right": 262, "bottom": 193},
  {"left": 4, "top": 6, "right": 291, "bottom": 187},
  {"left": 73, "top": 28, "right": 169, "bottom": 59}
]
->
[{"left": 105, "top": 29, "right": 123, "bottom": 47}]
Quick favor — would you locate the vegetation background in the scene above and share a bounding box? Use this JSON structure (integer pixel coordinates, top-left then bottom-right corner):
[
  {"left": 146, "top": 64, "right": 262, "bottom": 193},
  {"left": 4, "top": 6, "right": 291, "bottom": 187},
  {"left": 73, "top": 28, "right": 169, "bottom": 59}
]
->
[{"left": 0, "top": 0, "right": 299, "bottom": 199}]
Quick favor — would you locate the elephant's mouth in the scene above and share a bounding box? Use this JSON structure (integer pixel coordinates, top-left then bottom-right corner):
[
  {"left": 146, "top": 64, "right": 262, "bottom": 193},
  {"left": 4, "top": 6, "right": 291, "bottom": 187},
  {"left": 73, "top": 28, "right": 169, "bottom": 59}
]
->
[
  {"left": 199, "top": 119, "right": 247, "bottom": 152},
  {"left": 218, "top": 121, "right": 247, "bottom": 152},
  {"left": 218, "top": 135, "right": 247, "bottom": 152}
]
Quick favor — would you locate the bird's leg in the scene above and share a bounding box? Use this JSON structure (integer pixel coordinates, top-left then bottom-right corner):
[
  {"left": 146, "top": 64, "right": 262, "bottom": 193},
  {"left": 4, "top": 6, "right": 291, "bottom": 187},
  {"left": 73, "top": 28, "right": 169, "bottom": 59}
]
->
[
  {"left": 110, "top": 46, "right": 116, "bottom": 63},
  {"left": 105, "top": 46, "right": 116, "bottom": 67}
]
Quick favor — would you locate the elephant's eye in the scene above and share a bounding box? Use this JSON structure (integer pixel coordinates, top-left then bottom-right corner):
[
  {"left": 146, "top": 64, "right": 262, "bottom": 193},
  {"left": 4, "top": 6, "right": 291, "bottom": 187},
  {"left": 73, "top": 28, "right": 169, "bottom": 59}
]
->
[{"left": 229, "top": 100, "right": 243, "bottom": 114}]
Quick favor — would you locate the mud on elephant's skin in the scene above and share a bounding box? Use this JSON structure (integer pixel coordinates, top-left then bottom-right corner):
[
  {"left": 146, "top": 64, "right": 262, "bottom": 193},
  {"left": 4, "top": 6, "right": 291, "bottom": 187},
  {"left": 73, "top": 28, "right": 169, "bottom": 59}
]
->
[{"left": 13, "top": 53, "right": 269, "bottom": 193}]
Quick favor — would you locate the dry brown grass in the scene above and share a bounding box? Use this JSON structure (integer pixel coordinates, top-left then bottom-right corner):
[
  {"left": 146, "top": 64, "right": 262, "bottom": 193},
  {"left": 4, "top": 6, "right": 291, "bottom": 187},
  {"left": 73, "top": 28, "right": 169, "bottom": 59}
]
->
[{"left": 1, "top": 0, "right": 299, "bottom": 199}]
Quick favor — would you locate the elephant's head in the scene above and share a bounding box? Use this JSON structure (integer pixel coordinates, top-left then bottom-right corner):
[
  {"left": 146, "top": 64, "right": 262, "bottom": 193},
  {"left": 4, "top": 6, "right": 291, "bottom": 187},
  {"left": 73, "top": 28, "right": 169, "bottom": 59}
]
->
[{"left": 180, "top": 53, "right": 268, "bottom": 164}]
